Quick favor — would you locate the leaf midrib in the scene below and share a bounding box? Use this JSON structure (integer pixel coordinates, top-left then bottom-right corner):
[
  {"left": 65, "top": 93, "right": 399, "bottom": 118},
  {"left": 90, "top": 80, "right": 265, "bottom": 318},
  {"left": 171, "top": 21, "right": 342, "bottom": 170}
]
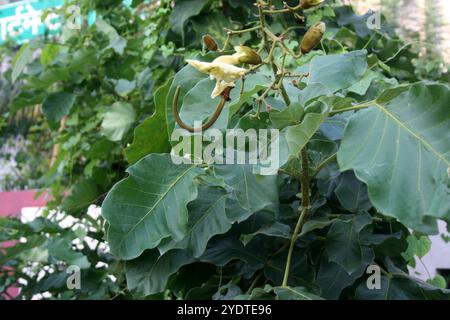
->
[
  {"left": 281, "top": 286, "right": 314, "bottom": 300},
  {"left": 373, "top": 101, "right": 450, "bottom": 165},
  {"left": 117, "top": 165, "right": 197, "bottom": 251}
]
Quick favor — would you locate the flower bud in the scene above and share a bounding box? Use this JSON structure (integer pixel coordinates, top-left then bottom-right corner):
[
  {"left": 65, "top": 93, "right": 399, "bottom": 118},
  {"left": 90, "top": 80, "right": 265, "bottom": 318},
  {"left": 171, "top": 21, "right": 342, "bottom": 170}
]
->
[
  {"left": 233, "top": 46, "right": 262, "bottom": 65},
  {"left": 300, "top": 22, "right": 326, "bottom": 54},
  {"left": 300, "top": 0, "right": 324, "bottom": 9},
  {"left": 203, "top": 34, "right": 218, "bottom": 51}
]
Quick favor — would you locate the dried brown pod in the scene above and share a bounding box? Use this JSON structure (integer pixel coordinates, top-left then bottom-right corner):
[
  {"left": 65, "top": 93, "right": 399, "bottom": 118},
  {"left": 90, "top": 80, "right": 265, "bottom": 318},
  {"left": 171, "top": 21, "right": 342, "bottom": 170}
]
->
[
  {"left": 300, "top": 22, "right": 326, "bottom": 54},
  {"left": 203, "top": 34, "right": 218, "bottom": 51}
]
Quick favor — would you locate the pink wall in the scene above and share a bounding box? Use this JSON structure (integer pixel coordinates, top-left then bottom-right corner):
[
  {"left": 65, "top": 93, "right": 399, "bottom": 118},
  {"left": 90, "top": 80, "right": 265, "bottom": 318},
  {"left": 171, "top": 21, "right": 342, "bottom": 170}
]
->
[
  {"left": 0, "top": 190, "right": 48, "bottom": 217},
  {"left": 0, "top": 190, "right": 49, "bottom": 299}
]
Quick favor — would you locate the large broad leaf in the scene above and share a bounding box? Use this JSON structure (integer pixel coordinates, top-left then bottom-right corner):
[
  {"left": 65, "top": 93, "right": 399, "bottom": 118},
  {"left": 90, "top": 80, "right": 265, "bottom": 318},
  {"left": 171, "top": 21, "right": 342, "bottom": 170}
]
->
[
  {"left": 101, "top": 102, "right": 136, "bottom": 142},
  {"left": 170, "top": 0, "right": 211, "bottom": 37},
  {"left": 356, "top": 275, "right": 450, "bottom": 300},
  {"left": 269, "top": 103, "right": 304, "bottom": 130},
  {"left": 42, "top": 92, "right": 76, "bottom": 122},
  {"left": 199, "top": 237, "right": 264, "bottom": 269},
  {"left": 355, "top": 259, "right": 450, "bottom": 300},
  {"left": 101, "top": 154, "right": 204, "bottom": 260},
  {"left": 284, "top": 100, "right": 330, "bottom": 159},
  {"left": 338, "top": 83, "right": 450, "bottom": 231},
  {"left": 316, "top": 250, "right": 373, "bottom": 300},
  {"left": 125, "top": 80, "right": 172, "bottom": 164},
  {"left": 46, "top": 238, "right": 90, "bottom": 269},
  {"left": 274, "top": 287, "right": 324, "bottom": 300},
  {"left": 265, "top": 252, "right": 315, "bottom": 289},
  {"left": 126, "top": 249, "right": 194, "bottom": 296},
  {"left": 325, "top": 212, "right": 374, "bottom": 274},
  {"left": 347, "top": 70, "right": 379, "bottom": 96},
  {"left": 158, "top": 186, "right": 230, "bottom": 258},
  {"left": 214, "top": 164, "right": 279, "bottom": 214},
  {"left": 296, "top": 50, "right": 368, "bottom": 105},
  {"left": 27, "top": 67, "right": 70, "bottom": 90},
  {"left": 334, "top": 171, "right": 372, "bottom": 212},
  {"left": 12, "top": 44, "right": 34, "bottom": 82},
  {"left": 61, "top": 179, "right": 99, "bottom": 216}
]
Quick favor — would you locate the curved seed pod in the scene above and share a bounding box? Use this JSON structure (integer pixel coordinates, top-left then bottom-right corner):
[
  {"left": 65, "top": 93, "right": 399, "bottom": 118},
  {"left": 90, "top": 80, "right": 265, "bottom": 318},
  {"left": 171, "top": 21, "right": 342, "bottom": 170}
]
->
[
  {"left": 300, "top": 22, "right": 326, "bottom": 54},
  {"left": 300, "top": 0, "right": 324, "bottom": 9},
  {"left": 203, "top": 34, "right": 218, "bottom": 51},
  {"left": 233, "top": 45, "right": 262, "bottom": 65}
]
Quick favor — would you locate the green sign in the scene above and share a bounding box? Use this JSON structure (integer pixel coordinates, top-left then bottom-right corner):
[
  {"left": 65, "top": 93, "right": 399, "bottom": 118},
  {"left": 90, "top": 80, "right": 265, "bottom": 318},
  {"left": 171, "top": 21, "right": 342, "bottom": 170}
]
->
[{"left": 0, "top": 0, "right": 65, "bottom": 44}]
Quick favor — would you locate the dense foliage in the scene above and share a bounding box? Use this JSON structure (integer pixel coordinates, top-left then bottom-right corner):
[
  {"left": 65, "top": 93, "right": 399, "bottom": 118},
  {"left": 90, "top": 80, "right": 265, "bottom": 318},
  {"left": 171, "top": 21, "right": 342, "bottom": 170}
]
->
[{"left": 0, "top": 0, "right": 449, "bottom": 300}]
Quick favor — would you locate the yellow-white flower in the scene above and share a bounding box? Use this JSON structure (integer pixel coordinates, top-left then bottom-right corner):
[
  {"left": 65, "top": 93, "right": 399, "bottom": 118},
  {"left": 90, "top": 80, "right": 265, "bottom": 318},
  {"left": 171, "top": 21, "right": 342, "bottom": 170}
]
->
[
  {"left": 186, "top": 59, "right": 247, "bottom": 98},
  {"left": 232, "top": 46, "right": 262, "bottom": 65}
]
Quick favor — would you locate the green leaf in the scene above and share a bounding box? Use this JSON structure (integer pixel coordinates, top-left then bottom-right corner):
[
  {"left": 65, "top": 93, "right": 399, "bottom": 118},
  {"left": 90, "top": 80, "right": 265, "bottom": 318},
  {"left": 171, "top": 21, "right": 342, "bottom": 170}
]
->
[
  {"left": 200, "top": 237, "right": 264, "bottom": 268},
  {"left": 265, "top": 253, "right": 316, "bottom": 289},
  {"left": 12, "top": 44, "right": 33, "bottom": 82},
  {"left": 299, "top": 219, "right": 334, "bottom": 237},
  {"left": 126, "top": 249, "right": 194, "bottom": 296},
  {"left": 356, "top": 274, "right": 449, "bottom": 300},
  {"left": 41, "top": 44, "right": 60, "bottom": 66},
  {"left": 296, "top": 50, "right": 368, "bottom": 103},
  {"left": 269, "top": 103, "right": 304, "bottom": 130},
  {"left": 9, "top": 90, "right": 45, "bottom": 113},
  {"left": 158, "top": 186, "right": 230, "bottom": 258},
  {"left": 402, "top": 234, "right": 432, "bottom": 264},
  {"left": 27, "top": 68, "right": 70, "bottom": 90},
  {"left": 62, "top": 179, "right": 99, "bottom": 216},
  {"left": 334, "top": 171, "right": 372, "bottom": 212},
  {"left": 113, "top": 79, "right": 136, "bottom": 97},
  {"left": 234, "top": 285, "right": 275, "bottom": 300},
  {"left": 101, "top": 154, "right": 204, "bottom": 260},
  {"left": 125, "top": 81, "right": 172, "bottom": 164},
  {"left": 101, "top": 102, "right": 136, "bottom": 142},
  {"left": 338, "top": 83, "right": 450, "bottom": 231},
  {"left": 274, "top": 286, "right": 324, "bottom": 300},
  {"left": 214, "top": 164, "right": 279, "bottom": 214},
  {"left": 317, "top": 250, "right": 373, "bottom": 299},
  {"left": 46, "top": 238, "right": 90, "bottom": 269},
  {"left": 427, "top": 275, "right": 447, "bottom": 289},
  {"left": 242, "top": 222, "right": 291, "bottom": 245},
  {"left": 347, "top": 70, "right": 378, "bottom": 96},
  {"left": 326, "top": 212, "right": 374, "bottom": 274},
  {"left": 283, "top": 100, "right": 330, "bottom": 161},
  {"left": 170, "top": 0, "right": 211, "bottom": 37},
  {"left": 31, "top": 272, "right": 68, "bottom": 294},
  {"left": 18, "top": 247, "right": 48, "bottom": 263},
  {"left": 227, "top": 72, "right": 272, "bottom": 117},
  {"left": 96, "top": 18, "right": 127, "bottom": 54},
  {"left": 42, "top": 92, "right": 76, "bottom": 122},
  {"left": 192, "top": 12, "right": 232, "bottom": 46}
]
